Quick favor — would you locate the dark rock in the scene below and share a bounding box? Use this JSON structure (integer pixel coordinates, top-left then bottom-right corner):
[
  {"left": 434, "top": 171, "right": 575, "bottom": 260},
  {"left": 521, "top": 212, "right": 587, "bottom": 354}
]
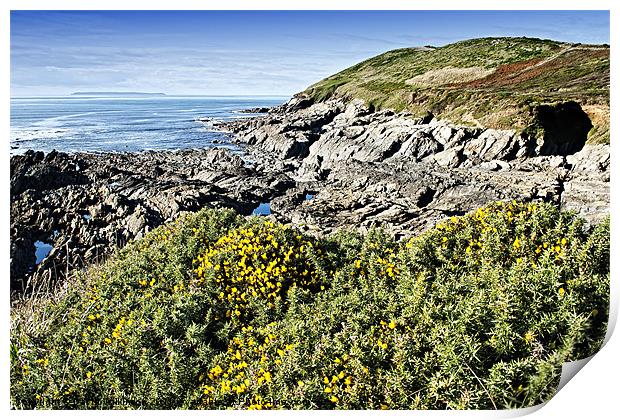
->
[
  {"left": 535, "top": 102, "right": 592, "bottom": 156},
  {"left": 10, "top": 148, "right": 297, "bottom": 295},
  {"left": 238, "top": 107, "right": 271, "bottom": 113}
]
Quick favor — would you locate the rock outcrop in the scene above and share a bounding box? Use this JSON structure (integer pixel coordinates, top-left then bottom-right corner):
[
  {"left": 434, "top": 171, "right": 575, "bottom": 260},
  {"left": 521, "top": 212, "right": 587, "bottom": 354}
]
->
[
  {"left": 219, "top": 96, "right": 609, "bottom": 237},
  {"left": 10, "top": 148, "right": 293, "bottom": 294}
]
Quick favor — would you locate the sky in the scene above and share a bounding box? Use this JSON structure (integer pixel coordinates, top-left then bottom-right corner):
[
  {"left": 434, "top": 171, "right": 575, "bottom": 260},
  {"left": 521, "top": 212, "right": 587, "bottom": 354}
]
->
[{"left": 10, "top": 10, "right": 610, "bottom": 97}]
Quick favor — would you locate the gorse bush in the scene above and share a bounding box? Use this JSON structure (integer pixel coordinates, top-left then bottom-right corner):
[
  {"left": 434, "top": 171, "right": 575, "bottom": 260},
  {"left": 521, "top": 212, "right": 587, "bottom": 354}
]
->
[
  {"left": 194, "top": 221, "right": 327, "bottom": 323},
  {"left": 10, "top": 202, "right": 609, "bottom": 409}
]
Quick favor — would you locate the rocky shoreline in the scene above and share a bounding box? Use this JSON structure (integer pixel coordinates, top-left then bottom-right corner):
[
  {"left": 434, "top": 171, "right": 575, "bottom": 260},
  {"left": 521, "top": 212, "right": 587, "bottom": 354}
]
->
[{"left": 10, "top": 96, "right": 609, "bottom": 295}]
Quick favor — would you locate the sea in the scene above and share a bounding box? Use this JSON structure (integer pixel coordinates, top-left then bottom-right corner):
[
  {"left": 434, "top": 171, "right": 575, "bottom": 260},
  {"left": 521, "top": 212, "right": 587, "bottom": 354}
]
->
[{"left": 10, "top": 95, "right": 287, "bottom": 154}]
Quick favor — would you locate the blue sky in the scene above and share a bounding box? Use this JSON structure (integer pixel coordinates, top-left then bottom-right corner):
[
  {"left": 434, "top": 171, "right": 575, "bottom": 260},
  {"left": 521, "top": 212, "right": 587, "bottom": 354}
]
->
[{"left": 10, "top": 10, "right": 610, "bottom": 97}]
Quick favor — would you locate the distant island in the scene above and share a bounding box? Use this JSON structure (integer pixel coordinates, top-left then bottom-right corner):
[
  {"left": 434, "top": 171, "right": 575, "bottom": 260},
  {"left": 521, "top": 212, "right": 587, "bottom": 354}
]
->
[{"left": 71, "top": 91, "right": 166, "bottom": 97}]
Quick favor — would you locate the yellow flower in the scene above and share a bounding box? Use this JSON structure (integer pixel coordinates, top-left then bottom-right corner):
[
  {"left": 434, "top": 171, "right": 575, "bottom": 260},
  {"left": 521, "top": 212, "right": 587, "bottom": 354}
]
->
[
  {"left": 513, "top": 237, "right": 520, "bottom": 249},
  {"left": 330, "top": 396, "right": 339, "bottom": 403},
  {"left": 36, "top": 358, "right": 49, "bottom": 367},
  {"left": 388, "top": 320, "right": 396, "bottom": 329},
  {"left": 324, "top": 387, "right": 332, "bottom": 393},
  {"left": 524, "top": 331, "right": 536, "bottom": 344},
  {"left": 558, "top": 287, "right": 565, "bottom": 297}
]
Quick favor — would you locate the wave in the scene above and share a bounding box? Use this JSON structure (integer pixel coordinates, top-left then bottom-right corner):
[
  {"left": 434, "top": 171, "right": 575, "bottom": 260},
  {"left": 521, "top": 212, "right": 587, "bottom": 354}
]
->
[
  {"left": 30, "top": 110, "right": 125, "bottom": 128},
  {"left": 11, "top": 127, "right": 74, "bottom": 142}
]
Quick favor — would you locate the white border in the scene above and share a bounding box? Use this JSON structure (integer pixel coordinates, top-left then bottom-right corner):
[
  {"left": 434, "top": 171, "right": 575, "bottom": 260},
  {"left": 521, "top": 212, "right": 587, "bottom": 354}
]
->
[{"left": 2, "top": 1, "right": 617, "bottom": 418}]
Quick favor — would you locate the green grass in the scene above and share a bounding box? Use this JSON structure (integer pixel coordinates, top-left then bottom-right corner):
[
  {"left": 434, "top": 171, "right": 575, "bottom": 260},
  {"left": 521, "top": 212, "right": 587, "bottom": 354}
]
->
[
  {"left": 303, "top": 37, "right": 609, "bottom": 143},
  {"left": 10, "top": 202, "right": 609, "bottom": 409}
]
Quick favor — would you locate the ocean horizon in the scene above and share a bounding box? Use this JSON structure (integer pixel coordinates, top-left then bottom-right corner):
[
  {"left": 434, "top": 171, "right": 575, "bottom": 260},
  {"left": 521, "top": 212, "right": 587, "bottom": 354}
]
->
[{"left": 10, "top": 95, "right": 287, "bottom": 154}]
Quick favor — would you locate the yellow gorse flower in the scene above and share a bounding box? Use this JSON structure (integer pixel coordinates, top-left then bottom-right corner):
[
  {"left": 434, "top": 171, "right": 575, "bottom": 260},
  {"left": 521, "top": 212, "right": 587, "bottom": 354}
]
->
[{"left": 193, "top": 222, "right": 323, "bottom": 321}]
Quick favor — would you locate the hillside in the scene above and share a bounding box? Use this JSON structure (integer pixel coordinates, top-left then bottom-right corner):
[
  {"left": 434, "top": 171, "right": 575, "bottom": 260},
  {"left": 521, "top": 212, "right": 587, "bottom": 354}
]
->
[{"left": 304, "top": 37, "right": 610, "bottom": 143}]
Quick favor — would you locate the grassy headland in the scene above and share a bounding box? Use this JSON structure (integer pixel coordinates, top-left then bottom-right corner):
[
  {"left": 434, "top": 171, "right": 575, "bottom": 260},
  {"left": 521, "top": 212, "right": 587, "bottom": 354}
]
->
[{"left": 304, "top": 37, "right": 609, "bottom": 143}]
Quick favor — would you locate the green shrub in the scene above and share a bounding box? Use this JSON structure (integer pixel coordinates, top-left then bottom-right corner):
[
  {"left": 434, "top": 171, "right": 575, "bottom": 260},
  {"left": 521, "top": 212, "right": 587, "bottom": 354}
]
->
[{"left": 10, "top": 202, "right": 609, "bottom": 409}]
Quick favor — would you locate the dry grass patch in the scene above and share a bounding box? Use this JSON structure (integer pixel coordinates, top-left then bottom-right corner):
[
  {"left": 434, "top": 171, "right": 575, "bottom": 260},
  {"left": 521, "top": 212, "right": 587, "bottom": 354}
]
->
[{"left": 406, "top": 66, "right": 495, "bottom": 87}]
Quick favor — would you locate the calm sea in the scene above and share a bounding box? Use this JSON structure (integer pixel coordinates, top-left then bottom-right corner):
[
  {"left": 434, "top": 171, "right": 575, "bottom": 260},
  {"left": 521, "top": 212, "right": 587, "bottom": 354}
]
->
[{"left": 10, "top": 96, "right": 286, "bottom": 154}]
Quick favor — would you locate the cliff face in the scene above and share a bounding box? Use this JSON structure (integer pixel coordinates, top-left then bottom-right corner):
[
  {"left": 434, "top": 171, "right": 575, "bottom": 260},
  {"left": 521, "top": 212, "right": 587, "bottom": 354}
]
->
[{"left": 303, "top": 37, "right": 609, "bottom": 144}]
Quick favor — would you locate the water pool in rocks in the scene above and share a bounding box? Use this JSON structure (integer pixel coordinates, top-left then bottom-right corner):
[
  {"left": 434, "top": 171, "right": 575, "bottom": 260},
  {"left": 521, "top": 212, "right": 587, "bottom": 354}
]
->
[
  {"left": 34, "top": 240, "right": 53, "bottom": 264},
  {"left": 252, "top": 202, "right": 271, "bottom": 216}
]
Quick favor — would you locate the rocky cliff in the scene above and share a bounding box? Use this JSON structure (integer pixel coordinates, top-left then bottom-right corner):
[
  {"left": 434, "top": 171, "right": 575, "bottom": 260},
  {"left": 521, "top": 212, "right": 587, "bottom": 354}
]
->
[{"left": 219, "top": 96, "right": 609, "bottom": 238}]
